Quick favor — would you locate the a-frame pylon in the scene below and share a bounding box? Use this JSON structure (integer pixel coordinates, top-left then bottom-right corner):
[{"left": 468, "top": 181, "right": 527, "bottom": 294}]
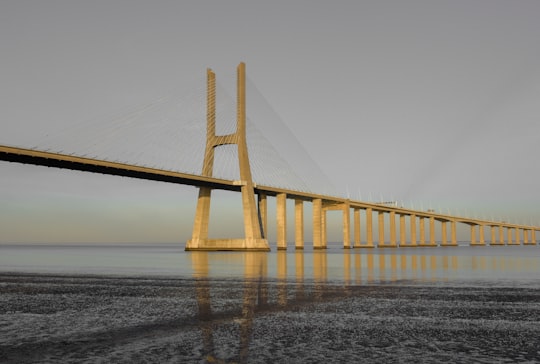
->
[{"left": 185, "top": 63, "right": 270, "bottom": 251}]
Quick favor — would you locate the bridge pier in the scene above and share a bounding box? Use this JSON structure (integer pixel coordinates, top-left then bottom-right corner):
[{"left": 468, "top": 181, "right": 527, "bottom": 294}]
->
[
  {"left": 405, "top": 214, "right": 417, "bottom": 247},
  {"left": 508, "top": 227, "right": 520, "bottom": 245},
  {"left": 441, "top": 220, "right": 458, "bottom": 246},
  {"left": 417, "top": 217, "right": 428, "bottom": 246},
  {"left": 353, "top": 208, "right": 361, "bottom": 247},
  {"left": 295, "top": 200, "right": 304, "bottom": 250},
  {"left": 389, "top": 211, "right": 397, "bottom": 247},
  {"left": 440, "top": 221, "right": 447, "bottom": 245},
  {"left": 343, "top": 202, "right": 351, "bottom": 249},
  {"left": 490, "top": 225, "right": 502, "bottom": 245},
  {"left": 358, "top": 207, "right": 374, "bottom": 248},
  {"left": 377, "top": 211, "right": 385, "bottom": 247},
  {"left": 186, "top": 63, "right": 269, "bottom": 252},
  {"left": 427, "top": 216, "right": 437, "bottom": 246},
  {"left": 470, "top": 224, "right": 486, "bottom": 246},
  {"left": 313, "top": 199, "right": 324, "bottom": 249},
  {"left": 276, "top": 193, "right": 287, "bottom": 250},
  {"left": 399, "top": 214, "right": 406, "bottom": 246}
]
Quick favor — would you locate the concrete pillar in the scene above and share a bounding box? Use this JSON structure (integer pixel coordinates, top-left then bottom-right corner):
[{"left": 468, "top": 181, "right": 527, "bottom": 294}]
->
[
  {"left": 190, "top": 187, "right": 212, "bottom": 245},
  {"left": 365, "top": 207, "right": 374, "bottom": 248},
  {"left": 441, "top": 221, "right": 447, "bottom": 245},
  {"left": 532, "top": 230, "right": 537, "bottom": 245},
  {"left": 470, "top": 225, "right": 477, "bottom": 245},
  {"left": 429, "top": 216, "right": 436, "bottom": 246},
  {"left": 513, "top": 228, "right": 520, "bottom": 245},
  {"left": 353, "top": 209, "right": 361, "bottom": 247},
  {"left": 313, "top": 199, "right": 323, "bottom": 249},
  {"left": 322, "top": 210, "right": 327, "bottom": 248},
  {"left": 451, "top": 221, "right": 457, "bottom": 246},
  {"left": 236, "top": 63, "right": 266, "bottom": 247},
  {"left": 490, "top": 226, "right": 502, "bottom": 245},
  {"left": 410, "top": 214, "right": 417, "bottom": 246},
  {"left": 389, "top": 211, "right": 397, "bottom": 247},
  {"left": 508, "top": 228, "right": 519, "bottom": 245},
  {"left": 479, "top": 225, "right": 485, "bottom": 245},
  {"left": 295, "top": 200, "right": 304, "bottom": 250},
  {"left": 419, "top": 218, "right": 425, "bottom": 245},
  {"left": 343, "top": 203, "right": 351, "bottom": 249},
  {"left": 258, "top": 194, "right": 267, "bottom": 238},
  {"left": 378, "top": 211, "right": 385, "bottom": 247},
  {"left": 399, "top": 214, "right": 406, "bottom": 246},
  {"left": 523, "top": 229, "right": 529, "bottom": 244},
  {"left": 276, "top": 193, "right": 287, "bottom": 250},
  {"left": 186, "top": 63, "right": 269, "bottom": 251},
  {"left": 499, "top": 225, "right": 504, "bottom": 244}
]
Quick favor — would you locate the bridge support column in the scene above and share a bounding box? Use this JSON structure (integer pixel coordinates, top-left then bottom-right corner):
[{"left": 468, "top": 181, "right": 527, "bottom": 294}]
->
[
  {"left": 442, "top": 220, "right": 457, "bottom": 246},
  {"left": 532, "top": 230, "right": 537, "bottom": 245},
  {"left": 343, "top": 203, "right": 351, "bottom": 249},
  {"left": 508, "top": 228, "right": 520, "bottom": 245},
  {"left": 277, "top": 193, "right": 287, "bottom": 250},
  {"left": 322, "top": 210, "right": 327, "bottom": 248},
  {"left": 470, "top": 225, "right": 478, "bottom": 246},
  {"left": 361, "top": 207, "right": 374, "bottom": 248},
  {"left": 499, "top": 225, "right": 505, "bottom": 245},
  {"left": 313, "top": 199, "right": 324, "bottom": 249},
  {"left": 258, "top": 194, "right": 267, "bottom": 239},
  {"left": 186, "top": 63, "right": 269, "bottom": 251},
  {"left": 377, "top": 211, "right": 385, "bottom": 247},
  {"left": 353, "top": 209, "right": 361, "bottom": 247},
  {"left": 388, "top": 211, "right": 397, "bottom": 247},
  {"left": 490, "top": 226, "right": 501, "bottom": 245},
  {"left": 451, "top": 221, "right": 457, "bottom": 245},
  {"left": 507, "top": 227, "right": 513, "bottom": 245},
  {"left": 428, "top": 216, "right": 437, "bottom": 246},
  {"left": 295, "top": 200, "right": 304, "bottom": 250},
  {"left": 418, "top": 218, "right": 427, "bottom": 246},
  {"left": 440, "top": 221, "right": 447, "bottom": 245},
  {"left": 399, "top": 214, "right": 406, "bottom": 246},
  {"left": 479, "top": 225, "right": 486, "bottom": 245},
  {"left": 523, "top": 229, "right": 533, "bottom": 245},
  {"left": 408, "top": 214, "right": 417, "bottom": 247}
]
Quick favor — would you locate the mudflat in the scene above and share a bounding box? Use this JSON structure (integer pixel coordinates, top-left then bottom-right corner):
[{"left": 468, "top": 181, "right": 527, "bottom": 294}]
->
[{"left": 1, "top": 273, "right": 539, "bottom": 363}]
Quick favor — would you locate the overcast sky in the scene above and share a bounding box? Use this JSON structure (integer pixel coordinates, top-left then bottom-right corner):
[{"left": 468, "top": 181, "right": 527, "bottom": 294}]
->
[{"left": 1, "top": 1, "right": 540, "bottom": 243}]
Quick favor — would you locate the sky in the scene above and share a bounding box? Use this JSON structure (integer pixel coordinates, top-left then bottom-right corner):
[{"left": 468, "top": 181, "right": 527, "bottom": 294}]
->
[{"left": 1, "top": 0, "right": 540, "bottom": 243}]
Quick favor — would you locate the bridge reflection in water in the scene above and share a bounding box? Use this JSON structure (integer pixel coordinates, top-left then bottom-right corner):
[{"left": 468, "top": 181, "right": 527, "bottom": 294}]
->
[{"left": 188, "top": 248, "right": 540, "bottom": 362}]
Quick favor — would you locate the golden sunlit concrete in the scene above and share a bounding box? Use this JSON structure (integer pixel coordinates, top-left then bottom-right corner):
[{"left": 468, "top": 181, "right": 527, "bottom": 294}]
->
[{"left": 2, "top": 62, "right": 539, "bottom": 251}]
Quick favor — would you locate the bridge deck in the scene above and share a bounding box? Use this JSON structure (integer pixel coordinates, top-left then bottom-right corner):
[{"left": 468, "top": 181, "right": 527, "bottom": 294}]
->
[{"left": 0, "top": 144, "right": 536, "bottom": 231}]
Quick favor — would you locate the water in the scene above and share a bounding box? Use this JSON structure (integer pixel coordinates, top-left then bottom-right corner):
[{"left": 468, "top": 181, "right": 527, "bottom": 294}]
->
[
  {"left": 2, "top": 242, "right": 540, "bottom": 362},
  {"left": 1, "top": 242, "right": 539, "bottom": 287}
]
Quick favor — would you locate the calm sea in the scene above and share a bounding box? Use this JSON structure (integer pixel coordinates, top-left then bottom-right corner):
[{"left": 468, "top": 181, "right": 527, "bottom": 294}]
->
[{"left": 1, "top": 242, "right": 539, "bottom": 287}]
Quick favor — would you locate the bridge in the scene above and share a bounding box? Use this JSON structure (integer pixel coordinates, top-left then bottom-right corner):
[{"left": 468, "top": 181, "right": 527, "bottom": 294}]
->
[{"left": 1, "top": 63, "right": 538, "bottom": 250}]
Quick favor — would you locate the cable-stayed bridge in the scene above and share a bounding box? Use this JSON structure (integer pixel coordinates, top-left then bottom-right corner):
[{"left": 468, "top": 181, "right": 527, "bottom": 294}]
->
[{"left": 1, "top": 63, "right": 538, "bottom": 251}]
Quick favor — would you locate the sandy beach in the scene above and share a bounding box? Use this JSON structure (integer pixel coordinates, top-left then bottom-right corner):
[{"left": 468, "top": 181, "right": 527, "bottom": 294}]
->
[{"left": 1, "top": 272, "right": 539, "bottom": 363}]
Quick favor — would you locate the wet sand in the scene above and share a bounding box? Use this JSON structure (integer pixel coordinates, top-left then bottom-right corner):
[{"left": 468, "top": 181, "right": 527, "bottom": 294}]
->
[{"left": 1, "top": 272, "right": 540, "bottom": 363}]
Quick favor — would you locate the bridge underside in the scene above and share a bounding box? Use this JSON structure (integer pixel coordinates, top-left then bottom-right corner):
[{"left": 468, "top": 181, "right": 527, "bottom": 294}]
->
[{"left": 0, "top": 146, "right": 241, "bottom": 192}]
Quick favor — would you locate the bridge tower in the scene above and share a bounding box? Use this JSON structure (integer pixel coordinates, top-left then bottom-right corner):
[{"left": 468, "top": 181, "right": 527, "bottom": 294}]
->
[{"left": 185, "top": 63, "right": 270, "bottom": 251}]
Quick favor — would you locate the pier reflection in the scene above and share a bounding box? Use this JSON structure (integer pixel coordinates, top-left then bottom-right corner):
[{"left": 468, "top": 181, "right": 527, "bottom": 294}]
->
[{"left": 188, "top": 248, "right": 539, "bottom": 362}]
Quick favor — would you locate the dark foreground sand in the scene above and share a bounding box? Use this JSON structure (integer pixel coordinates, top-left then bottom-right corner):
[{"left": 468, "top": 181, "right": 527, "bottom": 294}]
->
[{"left": 1, "top": 273, "right": 539, "bottom": 363}]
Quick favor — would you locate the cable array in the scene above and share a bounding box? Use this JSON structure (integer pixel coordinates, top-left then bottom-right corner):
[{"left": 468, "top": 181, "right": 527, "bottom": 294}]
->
[{"left": 26, "top": 72, "right": 338, "bottom": 194}]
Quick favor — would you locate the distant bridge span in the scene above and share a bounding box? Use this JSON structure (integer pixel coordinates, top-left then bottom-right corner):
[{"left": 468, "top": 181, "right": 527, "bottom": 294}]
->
[{"left": 1, "top": 144, "right": 537, "bottom": 250}]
